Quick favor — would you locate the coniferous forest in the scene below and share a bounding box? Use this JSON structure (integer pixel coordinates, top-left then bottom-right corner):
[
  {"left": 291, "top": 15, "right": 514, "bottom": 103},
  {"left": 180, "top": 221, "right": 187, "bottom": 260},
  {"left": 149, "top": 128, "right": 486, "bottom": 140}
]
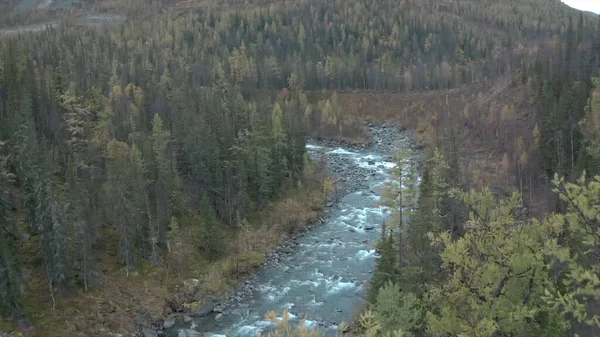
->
[{"left": 1, "top": 0, "right": 600, "bottom": 336}]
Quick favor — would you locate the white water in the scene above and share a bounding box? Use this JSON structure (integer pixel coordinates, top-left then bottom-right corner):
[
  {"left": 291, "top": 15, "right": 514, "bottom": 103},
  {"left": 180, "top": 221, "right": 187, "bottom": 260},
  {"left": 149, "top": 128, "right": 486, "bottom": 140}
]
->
[{"left": 167, "top": 133, "right": 415, "bottom": 337}]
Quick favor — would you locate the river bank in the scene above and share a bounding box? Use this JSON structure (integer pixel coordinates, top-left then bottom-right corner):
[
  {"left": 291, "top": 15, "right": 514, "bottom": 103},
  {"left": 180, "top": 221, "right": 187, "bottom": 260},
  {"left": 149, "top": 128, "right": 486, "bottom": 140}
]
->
[
  {"left": 0, "top": 125, "right": 411, "bottom": 337},
  {"left": 157, "top": 125, "right": 416, "bottom": 337}
]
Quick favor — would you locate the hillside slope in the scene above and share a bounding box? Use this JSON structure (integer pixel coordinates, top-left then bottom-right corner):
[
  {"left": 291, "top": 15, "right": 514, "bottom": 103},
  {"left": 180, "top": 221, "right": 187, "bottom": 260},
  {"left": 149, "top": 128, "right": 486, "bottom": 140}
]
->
[
  {"left": 336, "top": 74, "right": 550, "bottom": 214},
  {"left": 0, "top": 0, "right": 598, "bottom": 336}
]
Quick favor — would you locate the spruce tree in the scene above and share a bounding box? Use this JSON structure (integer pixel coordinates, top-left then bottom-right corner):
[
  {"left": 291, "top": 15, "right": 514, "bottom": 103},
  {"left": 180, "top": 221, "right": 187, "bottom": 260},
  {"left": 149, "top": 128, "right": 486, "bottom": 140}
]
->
[
  {"left": 105, "top": 141, "right": 149, "bottom": 273},
  {"left": 270, "top": 102, "right": 289, "bottom": 191},
  {"left": 368, "top": 232, "right": 398, "bottom": 304},
  {"left": 199, "top": 194, "right": 225, "bottom": 261},
  {"left": 62, "top": 92, "right": 96, "bottom": 290},
  {"left": 152, "top": 114, "right": 173, "bottom": 253},
  {"left": 0, "top": 143, "right": 24, "bottom": 319},
  {"left": 380, "top": 148, "right": 418, "bottom": 269}
]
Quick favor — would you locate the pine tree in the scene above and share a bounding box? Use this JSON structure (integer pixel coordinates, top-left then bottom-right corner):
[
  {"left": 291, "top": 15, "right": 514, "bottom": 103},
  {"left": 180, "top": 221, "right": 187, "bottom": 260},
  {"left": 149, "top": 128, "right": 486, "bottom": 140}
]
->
[
  {"left": 62, "top": 92, "right": 96, "bottom": 290},
  {"left": 270, "top": 102, "right": 289, "bottom": 191},
  {"left": 167, "top": 216, "right": 184, "bottom": 276},
  {"left": 0, "top": 142, "right": 24, "bottom": 319},
  {"left": 152, "top": 113, "right": 174, "bottom": 257},
  {"left": 379, "top": 148, "right": 418, "bottom": 269},
  {"left": 105, "top": 141, "right": 149, "bottom": 273},
  {"left": 248, "top": 104, "right": 273, "bottom": 210},
  {"left": 13, "top": 93, "right": 70, "bottom": 306},
  {"left": 580, "top": 76, "right": 600, "bottom": 175},
  {"left": 199, "top": 194, "right": 225, "bottom": 261},
  {"left": 403, "top": 148, "right": 448, "bottom": 292},
  {"left": 37, "top": 181, "right": 70, "bottom": 309},
  {"left": 368, "top": 232, "right": 398, "bottom": 304}
]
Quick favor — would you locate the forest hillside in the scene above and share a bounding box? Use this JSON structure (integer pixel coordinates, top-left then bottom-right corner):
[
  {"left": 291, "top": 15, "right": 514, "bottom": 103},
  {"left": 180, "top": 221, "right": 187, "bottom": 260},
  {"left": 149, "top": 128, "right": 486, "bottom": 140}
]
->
[{"left": 0, "top": 0, "right": 599, "bottom": 336}]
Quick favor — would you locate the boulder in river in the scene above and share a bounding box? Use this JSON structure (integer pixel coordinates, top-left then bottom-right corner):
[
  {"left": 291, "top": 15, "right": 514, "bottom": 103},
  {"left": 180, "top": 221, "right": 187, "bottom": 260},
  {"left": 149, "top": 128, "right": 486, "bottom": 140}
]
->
[
  {"left": 163, "top": 316, "right": 176, "bottom": 329},
  {"left": 192, "top": 299, "right": 214, "bottom": 317},
  {"left": 142, "top": 327, "right": 159, "bottom": 337},
  {"left": 178, "top": 329, "right": 202, "bottom": 337}
]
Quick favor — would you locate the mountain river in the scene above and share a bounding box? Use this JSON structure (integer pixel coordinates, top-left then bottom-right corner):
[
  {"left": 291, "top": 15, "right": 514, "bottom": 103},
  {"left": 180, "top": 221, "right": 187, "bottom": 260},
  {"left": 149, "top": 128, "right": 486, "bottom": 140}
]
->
[{"left": 165, "top": 126, "right": 415, "bottom": 337}]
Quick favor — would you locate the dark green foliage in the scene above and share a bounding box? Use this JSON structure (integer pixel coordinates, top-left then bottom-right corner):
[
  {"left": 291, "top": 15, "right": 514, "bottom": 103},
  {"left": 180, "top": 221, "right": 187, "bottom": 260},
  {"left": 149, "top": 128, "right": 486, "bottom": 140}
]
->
[
  {"left": 0, "top": 0, "right": 598, "bottom": 326},
  {"left": 0, "top": 145, "right": 24, "bottom": 319},
  {"left": 0, "top": 216, "right": 23, "bottom": 319},
  {"left": 526, "top": 14, "right": 599, "bottom": 179},
  {"left": 373, "top": 282, "right": 424, "bottom": 337},
  {"left": 105, "top": 140, "right": 149, "bottom": 273},
  {"left": 368, "top": 233, "right": 398, "bottom": 304},
  {"left": 199, "top": 194, "right": 225, "bottom": 260}
]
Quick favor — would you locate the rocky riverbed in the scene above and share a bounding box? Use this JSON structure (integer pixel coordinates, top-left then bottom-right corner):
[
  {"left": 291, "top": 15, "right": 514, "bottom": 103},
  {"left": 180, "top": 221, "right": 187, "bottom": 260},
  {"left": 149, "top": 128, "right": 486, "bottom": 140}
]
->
[{"left": 151, "top": 125, "right": 417, "bottom": 337}]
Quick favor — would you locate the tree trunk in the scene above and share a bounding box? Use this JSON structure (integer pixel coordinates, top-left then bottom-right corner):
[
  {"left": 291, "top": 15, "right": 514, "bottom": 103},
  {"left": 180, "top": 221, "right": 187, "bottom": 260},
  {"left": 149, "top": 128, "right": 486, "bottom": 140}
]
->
[
  {"left": 570, "top": 127, "right": 574, "bottom": 179},
  {"left": 47, "top": 264, "right": 56, "bottom": 311}
]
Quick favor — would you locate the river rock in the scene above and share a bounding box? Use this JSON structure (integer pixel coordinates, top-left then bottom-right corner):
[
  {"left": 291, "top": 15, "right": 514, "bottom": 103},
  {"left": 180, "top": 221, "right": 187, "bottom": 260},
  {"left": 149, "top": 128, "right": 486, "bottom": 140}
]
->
[
  {"left": 142, "top": 327, "right": 159, "bottom": 337},
  {"left": 178, "top": 329, "right": 202, "bottom": 337},
  {"left": 179, "top": 127, "right": 408, "bottom": 337},
  {"left": 192, "top": 299, "right": 214, "bottom": 317},
  {"left": 163, "top": 316, "right": 176, "bottom": 329}
]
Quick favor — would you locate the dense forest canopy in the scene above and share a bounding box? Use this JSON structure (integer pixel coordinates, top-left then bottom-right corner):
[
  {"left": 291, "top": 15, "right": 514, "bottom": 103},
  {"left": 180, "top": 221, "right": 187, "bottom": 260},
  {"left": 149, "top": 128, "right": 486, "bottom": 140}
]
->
[{"left": 0, "top": 0, "right": 599, "bottom": 336}]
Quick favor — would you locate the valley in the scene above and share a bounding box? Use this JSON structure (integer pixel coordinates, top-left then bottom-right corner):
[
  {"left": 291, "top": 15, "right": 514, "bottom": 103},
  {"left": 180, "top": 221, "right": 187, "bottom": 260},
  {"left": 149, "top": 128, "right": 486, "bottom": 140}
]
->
[
  {"left": 163, "top": 126, "right": 415, "bottom": 337},
  {"left": 0, "top": 1, "right": 599, "bottom": 337}
]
